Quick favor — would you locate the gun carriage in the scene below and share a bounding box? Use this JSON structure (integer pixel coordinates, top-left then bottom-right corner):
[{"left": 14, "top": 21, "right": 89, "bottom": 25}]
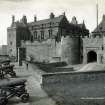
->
[
  {"left": 0, "top": 60, "right": 29, "bottom": 105},
  {"left": 0, "top": 60, "right": 16, "bottom": 78},
  {"left": 0, "top": 60, "right": 11, "bottom": 66},
  {"left": 0, "top": 78, "right": 29, "bottom": 105}
]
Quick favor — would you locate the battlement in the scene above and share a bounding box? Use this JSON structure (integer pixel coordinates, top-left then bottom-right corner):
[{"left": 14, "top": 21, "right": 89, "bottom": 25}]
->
[
  {"left": 83, "top": 36, "right": 103, "bottom": 47},
  {"left": 83, "top": 36, "right": 103, "bottom": 41},
  {"left": 83, "top": 35, "right": 103, "bottom": 39}
]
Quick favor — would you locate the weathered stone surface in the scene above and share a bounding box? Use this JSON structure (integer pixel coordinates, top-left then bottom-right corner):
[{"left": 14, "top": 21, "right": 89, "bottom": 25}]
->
[
  {"left": 7, "top": 14, "right": 89, "bottom": 64},
  {"left": 42, "top": 71, "right": 105, "bottom": 105},
  {"left": 61, "top": 36, "right": 81, "bottom": 64}
]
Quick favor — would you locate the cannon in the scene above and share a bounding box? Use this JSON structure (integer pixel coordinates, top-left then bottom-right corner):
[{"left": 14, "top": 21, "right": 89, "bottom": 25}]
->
[
  {"left": 0, "top": 60, "right": 11, "bottom": 66},
  {"left": 0, "top": 78, "right": 29, "bottom": 105},
  {"left": 0, "top": 65, "right": 16, "bottom": 79},
  {"left": 0, "top": 60, "right": 16, "bottom": 78}
]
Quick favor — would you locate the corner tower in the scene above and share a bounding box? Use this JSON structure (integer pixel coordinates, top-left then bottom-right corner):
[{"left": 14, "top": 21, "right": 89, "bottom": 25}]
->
[{"left": 7, "top": 15, "right": 31, "bottom": 61}]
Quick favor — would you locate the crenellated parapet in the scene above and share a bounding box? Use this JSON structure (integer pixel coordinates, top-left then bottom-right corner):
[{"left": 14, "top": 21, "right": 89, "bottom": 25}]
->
[{"left": 83, "top": 36, "right": 103, "bottom": 47}]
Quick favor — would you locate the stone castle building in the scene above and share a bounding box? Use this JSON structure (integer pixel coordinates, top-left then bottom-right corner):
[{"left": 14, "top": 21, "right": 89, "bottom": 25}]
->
[{"left": 7, "top": 12, "right": 90, "bottom": 64}]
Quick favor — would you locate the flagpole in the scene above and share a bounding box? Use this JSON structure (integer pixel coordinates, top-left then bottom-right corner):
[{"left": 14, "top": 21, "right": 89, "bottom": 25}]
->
[{"left": 96, "top": 1, "right": 99, "bottom": 32}]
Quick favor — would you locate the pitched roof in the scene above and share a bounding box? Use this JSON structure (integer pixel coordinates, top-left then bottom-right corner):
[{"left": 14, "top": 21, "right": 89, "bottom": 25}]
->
[
  {"left": 77, "top": 24, "right": 86, "bottom": 29},
  {"left": 93, "top": 15, "right": 105, "bottom": 33},
  {"left": 28, "top": 15, "right": 65, "bottom": 26},
  {"left": 11, "top": 21, "right": 28, "bottom": 28}
]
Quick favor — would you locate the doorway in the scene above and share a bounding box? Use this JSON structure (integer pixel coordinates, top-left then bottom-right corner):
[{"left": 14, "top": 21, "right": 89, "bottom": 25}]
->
[{"left": 87, "top": 51, "right": 97, "bottom": 63}]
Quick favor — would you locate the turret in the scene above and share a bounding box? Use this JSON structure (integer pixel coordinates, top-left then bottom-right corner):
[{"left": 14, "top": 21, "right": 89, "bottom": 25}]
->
[
  {"left": 63, "top": 12, "right": 65, "bottom": 16},
  {"left": 71, "top": 16, "right": 78, "bottom": 24}
]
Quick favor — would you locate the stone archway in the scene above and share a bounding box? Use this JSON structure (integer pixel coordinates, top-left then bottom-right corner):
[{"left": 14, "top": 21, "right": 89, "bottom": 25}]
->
[{"left": 87, "top": 51, "right": 97, "bottom": 63}]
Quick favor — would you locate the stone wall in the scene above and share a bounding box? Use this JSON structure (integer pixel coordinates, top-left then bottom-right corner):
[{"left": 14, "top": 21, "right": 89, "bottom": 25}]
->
[
  {"left": 42, "top": 71, "right": 105, "bottom": 105},
  {"left": 23, "top": 35, "right": 82, "bottom": 64},
  {"left": 83, "top": 37, "right": 104, "bottom": 64},
  {"left": 61, "top": 36, "right": 81, "bottom": 64},
  {"left": 23, "top": 39, "right": 61, "bottom": 62},
  {"left": 2, "top": 45, "right": 8, "bottom": 55},
  {"left": 83, "top": 36, "right": 103, "bottom": 47}
]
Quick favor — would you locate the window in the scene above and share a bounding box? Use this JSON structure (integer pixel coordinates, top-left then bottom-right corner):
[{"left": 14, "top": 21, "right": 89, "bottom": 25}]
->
[
  {"left": 10, "top": 49, "right": 12, "bottom": 52},
  {"left": 34, "top": 31, "right": 37, "bottom": 39},
  {"left": 48, "top": 29, "right": 52, "bottom": 38},
  {"left": 10, "top": 41, "right": 12, "bottom": 45},
  {"left": 31, "top": 26, "right": 34, "bottom": 30},
  {"left": 41, "top": 31, "right": 44, "bottom": 39}
]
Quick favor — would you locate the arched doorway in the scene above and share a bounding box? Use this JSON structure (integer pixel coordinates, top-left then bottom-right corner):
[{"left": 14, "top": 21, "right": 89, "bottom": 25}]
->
[{"left": 87, "top": 51, "right": 97, "bottom": 63}]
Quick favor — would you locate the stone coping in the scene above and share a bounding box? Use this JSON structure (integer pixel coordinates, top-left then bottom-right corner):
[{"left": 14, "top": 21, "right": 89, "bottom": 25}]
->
[{"left": 42, "top": 70, "right": 105, "bottom": 76}]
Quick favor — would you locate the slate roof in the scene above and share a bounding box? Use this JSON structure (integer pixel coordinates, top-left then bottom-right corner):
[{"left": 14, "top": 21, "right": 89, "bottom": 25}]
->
[
  {"left": 93, "top": 15, "right": 105, "bottom": 33},
  {"left": 68, "top": 23, "right": 86, "bottom": 30},
  {"left": 11, "top": 21, "right": 28, "bottom": 28},
  {"left": 78, "top": 24, "right": 86, "bottom": 29},
  {"left": 9, "top": 14, "right": 88, "bottom": 34},
  {"left": 28, "top": 15, "right": 65, "bottom": 26}
]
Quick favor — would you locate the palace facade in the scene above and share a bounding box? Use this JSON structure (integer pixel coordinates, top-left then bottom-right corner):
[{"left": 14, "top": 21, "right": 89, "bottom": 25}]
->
[{"left": 7, "top": 12, "right": 89, "bottom": 64}]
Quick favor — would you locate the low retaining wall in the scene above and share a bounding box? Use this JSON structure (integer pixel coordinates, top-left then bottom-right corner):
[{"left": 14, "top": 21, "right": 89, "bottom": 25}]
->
[
  {"left": 28, "top": 61, "right": 71, "bottom": 73},
  {"left": 42, "top": 71, "right": 105, "bottom": 105}
]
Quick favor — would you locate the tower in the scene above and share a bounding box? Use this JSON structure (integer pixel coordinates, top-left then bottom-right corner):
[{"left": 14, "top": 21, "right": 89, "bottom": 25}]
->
[{"left": 61, "top": 36, "right": 81, "bottom": 64}]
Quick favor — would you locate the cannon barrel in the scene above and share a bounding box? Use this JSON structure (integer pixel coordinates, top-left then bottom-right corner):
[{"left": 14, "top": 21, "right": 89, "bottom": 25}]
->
[{"left": 0, "top": 78, "right": 26, "bottom": 87}]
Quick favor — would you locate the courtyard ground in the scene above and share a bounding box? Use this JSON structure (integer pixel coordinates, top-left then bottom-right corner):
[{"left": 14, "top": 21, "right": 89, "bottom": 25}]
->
[
  {"left": 7, "top": 62, "right": 56, "bottom": 105},
  {"left": 6, "top": 62, "right": 105, "bottom": 105}
]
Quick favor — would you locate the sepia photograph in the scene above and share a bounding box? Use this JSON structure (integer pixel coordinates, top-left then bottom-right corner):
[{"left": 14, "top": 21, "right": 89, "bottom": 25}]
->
[{"left": 0, "top": 0, "right": 105, "bottom": 105}]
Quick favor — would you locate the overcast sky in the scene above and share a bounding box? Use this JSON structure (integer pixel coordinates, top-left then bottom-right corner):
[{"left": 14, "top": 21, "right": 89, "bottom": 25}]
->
[{"left": 0, "top": 0, "right": 104, "bottom": 45}]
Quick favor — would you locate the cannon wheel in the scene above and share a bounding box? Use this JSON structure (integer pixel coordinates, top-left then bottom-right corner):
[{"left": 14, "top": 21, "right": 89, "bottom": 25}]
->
[
  {"left": 20, "top": 93, "right": 29, "bottom": 103},
  {"left": 0, "top": 97, "right": 8, "bottom": 105},
  {"left": 9, "top": 71, "right": 16, "bottom": 77},
  {"left": 0, "top": 72, "right": 4, "bottom": 79}
]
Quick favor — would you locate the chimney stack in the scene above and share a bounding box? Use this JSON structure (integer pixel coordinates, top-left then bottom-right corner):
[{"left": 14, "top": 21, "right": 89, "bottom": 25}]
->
[
  {"left": 12, "top": 15, "right": 15, "bottom": 24},
  {"left": 34, "top": 15, "right": 37, "bottom": 22},
  {"left": 50, "top": 12, "right": 55, "bottom": 19},
  {"left": 22, "top": 15, "right": 27, "bottom": 24}
]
